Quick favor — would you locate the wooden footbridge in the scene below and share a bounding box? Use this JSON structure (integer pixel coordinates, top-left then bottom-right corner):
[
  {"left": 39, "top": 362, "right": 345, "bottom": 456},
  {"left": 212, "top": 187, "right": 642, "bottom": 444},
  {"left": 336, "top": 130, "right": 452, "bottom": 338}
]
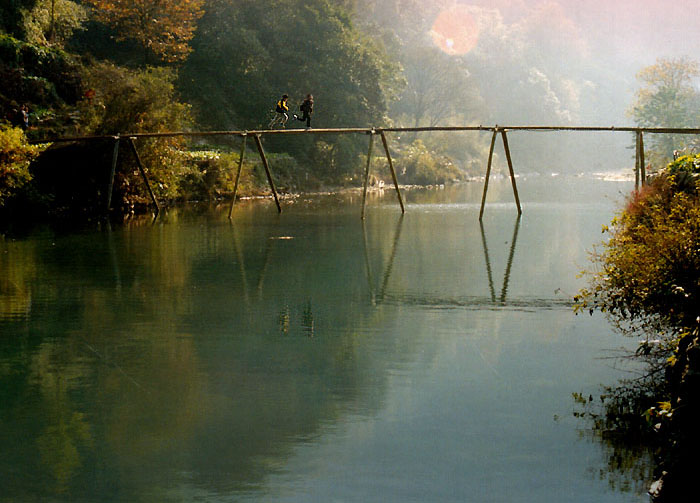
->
[{"left": 43, "top": 125, "right": 700, "bottom": 220}]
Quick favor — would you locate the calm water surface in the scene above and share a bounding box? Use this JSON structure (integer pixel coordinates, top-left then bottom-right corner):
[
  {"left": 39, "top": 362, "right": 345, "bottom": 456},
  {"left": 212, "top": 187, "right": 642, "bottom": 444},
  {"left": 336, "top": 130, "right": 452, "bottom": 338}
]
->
[{"left": 0, "top": 176, "right": 652, "bottom": 502}]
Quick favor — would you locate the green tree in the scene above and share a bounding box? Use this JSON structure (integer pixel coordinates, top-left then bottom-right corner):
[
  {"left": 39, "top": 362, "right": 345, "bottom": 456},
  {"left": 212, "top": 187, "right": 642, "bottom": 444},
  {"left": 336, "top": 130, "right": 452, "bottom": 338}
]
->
[
  {"left": 21, "top": 0, "right": 87, "bottom": 47},
  {"left": 629, "top": 57, "right": 700, "bottom": 165},
  {"left": 77, "top": 62, "right": 193, "bottom": 202},
  {"left": 184, "top": 0, "right": 402, "bottom": 129},
  {"left": 181, "top": 0, "right": 403, "bottom": 177}
]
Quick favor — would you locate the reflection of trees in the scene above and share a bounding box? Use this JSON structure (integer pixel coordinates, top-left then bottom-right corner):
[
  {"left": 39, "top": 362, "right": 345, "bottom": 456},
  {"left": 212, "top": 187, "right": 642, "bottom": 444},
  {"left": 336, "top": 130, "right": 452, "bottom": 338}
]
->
[
  {"left": 572, "top": 366, "right": 661, "bottom": 496},
  {"left": 1, "top": 196, "right": 594, "bottom": 501},
  {"left": 34, "top": 374, "right": 93, "bottom": 495},
  {"left": 0, "top": 237, "right": 37, "bottom": 320},
  {"left": 0, "top": 223, "right": 210, "bottom": 500},
  {"left": 178, "top": 216, "right": 419, "bottom": 493},
  {"left": 0, "top": 210, "right": 426, "bottom": 500}
]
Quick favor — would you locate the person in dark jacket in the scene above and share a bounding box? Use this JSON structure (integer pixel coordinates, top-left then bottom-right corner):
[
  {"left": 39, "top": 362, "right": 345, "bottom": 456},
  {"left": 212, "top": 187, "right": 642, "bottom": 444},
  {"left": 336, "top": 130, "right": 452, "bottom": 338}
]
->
[{"left": 294, "top": 94, "right": 314, "bottom": 128}]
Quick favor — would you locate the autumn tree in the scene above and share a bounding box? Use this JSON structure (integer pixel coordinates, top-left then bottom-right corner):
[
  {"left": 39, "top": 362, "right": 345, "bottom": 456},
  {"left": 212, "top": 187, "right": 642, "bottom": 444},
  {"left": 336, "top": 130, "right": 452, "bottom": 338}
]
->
[
  {"left": 629, "top": 57, "right": 700, "bottom": 165},
  {"left": 85, "top": 0, "right": 205, "bottom": 63}
]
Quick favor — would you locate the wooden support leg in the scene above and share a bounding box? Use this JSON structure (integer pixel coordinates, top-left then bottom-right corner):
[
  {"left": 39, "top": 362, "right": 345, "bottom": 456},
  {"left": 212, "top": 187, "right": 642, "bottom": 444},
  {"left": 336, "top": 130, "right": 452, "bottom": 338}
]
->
[
  {"left": 253, "top": 134, "right": 281, "bottom": 213},
  {"left": 479, "top": 129, "right": 498, "bottom": 221},
  {"left": 229, "top": 133, "right": 247, "bottom": 219},
  {"left": 500, "top": 130, "right": 522, "bottom": 216},
  {"left": 639, "top": 131, "right": 645, "bottom": 185},
  {"left": 105, "top": 137, "right": 120, "bottom": 214},
  {"left": 128, "top": 138, "right": 160, "bottom": 216},
  {"left": 379, "top": 130, "right": 405, "bottom": 214},
  {"left": 361, "top": 131, "right": 375, "bottom": 220},
  {"left": 635, "top": 130, "right": 641, "bottom": 190}
]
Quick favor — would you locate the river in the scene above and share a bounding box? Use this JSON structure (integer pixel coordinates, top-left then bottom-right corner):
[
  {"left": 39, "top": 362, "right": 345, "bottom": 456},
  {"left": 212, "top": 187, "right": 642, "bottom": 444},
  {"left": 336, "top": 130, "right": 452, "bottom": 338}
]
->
[{"left": 0, "top": 174, "right": 653, "bottom": 502}]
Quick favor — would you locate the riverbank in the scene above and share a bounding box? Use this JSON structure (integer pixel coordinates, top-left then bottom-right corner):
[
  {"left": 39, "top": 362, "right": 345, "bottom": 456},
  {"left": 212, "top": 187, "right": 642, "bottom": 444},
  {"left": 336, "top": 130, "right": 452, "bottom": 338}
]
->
[{"left": 576, "top": 155, "right": 700, "bottom": 502}]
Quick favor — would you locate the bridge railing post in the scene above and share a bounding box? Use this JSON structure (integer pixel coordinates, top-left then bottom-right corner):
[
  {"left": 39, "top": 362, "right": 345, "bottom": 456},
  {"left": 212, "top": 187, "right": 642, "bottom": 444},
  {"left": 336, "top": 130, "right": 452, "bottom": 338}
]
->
[
  {"left": 635, "top": 130, "right": 641, "bottom": 189},
  {"left": 639, "top": 131, "right": 646, "bottom": 185}
]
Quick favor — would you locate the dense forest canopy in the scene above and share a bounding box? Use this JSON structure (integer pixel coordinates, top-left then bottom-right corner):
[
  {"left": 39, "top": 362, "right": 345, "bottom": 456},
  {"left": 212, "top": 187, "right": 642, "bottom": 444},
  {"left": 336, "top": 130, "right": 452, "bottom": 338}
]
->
[{"left": 180, "top": 0, "right": 403, "bottom": 131}]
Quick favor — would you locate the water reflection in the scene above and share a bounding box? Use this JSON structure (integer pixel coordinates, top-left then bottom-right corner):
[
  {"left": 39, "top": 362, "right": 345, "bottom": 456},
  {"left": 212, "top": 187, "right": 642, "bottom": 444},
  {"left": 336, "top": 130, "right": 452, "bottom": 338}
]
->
[
  {"left": 362, "top": 212, "right": 556, "bottom": 310},
  {"left": 362, "top": 214, "right": 404, "bottom": 305},
  {"left": 480, "top": 217, "right": 521, "bottom": 303},
  {"left": 0, "top": 177, "right": 648, "bottom": 502}
]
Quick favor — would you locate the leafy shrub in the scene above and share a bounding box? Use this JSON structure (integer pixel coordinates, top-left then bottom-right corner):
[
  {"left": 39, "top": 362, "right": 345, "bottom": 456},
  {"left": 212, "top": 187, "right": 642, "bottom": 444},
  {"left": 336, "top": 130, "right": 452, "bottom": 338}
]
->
[
  {"left": 396, "top": 139, "right": 464, "bottom": 185},
  {"left": 576, "top": 152, "right": 700, "bottom": 503},
  {"left": 0, "top": 125, "right": 45, "bottom": 206},
  {"left": 577, "top": 174, "right": 700, "bottom": 334},
  {"left": 265, "top": 153, "right": 301, "bottom": 191},
  {"left": 176, "top": 150, "right": 264, "bottom": 201},
  {"left": 666, "top": 154, "right": 700, "bottom": 195},
  {"left": 667, "top": 154, "right": 700, "bottom": 176},
  {"left": 0, "top": 34, "right": 21, "bottom": 66},
  {"left": 22, "top": 75, "right": 60, "bottom": 104}
]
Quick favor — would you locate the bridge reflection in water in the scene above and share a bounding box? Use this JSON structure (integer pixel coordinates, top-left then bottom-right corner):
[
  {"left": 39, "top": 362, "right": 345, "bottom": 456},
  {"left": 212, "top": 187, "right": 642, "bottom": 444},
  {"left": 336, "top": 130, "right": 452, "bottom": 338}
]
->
[{"left": 361, "top": 214, "right": 571, "bottom": 310}]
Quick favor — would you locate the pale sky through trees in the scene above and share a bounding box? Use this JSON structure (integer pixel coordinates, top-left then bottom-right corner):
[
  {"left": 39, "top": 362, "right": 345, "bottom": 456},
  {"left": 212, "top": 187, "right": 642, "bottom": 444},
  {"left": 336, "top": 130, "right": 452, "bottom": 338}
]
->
[
  {"left": 425, "top": 0, "right": 700, "bottom": 124},
  {"left": 398, "top": 0, "right": 700, "bottom": 170},
  {"left": 456, "top": 0, "right": 700, "bottom": 63}
]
